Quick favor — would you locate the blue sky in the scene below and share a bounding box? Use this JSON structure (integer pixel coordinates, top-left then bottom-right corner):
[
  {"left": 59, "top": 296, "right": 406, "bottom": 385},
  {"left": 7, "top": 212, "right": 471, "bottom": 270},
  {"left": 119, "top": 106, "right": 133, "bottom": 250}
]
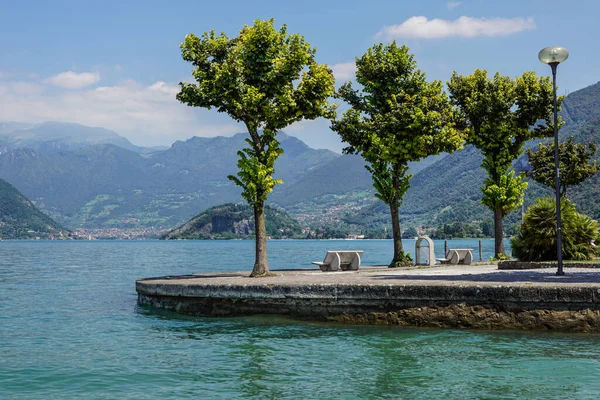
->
[{"left": 1, "top": 0, "right": 598, "bottom": 152}]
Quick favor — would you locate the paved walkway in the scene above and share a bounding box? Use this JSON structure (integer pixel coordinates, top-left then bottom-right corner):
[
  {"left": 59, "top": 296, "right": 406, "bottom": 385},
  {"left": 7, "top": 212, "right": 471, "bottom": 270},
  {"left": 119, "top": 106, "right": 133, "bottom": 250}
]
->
[{"left": 139, "top": 264, "right": 600, "bottom": 288}]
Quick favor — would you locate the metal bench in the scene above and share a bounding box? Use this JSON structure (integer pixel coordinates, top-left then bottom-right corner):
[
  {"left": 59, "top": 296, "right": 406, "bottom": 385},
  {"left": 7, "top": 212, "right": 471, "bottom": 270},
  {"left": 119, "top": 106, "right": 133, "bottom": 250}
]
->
[
  {"left": 312, "top": 250, "right": 364, "bottom": 271},
  {"left": 436, "top": 249, "right": 473, "bottom": 265}
]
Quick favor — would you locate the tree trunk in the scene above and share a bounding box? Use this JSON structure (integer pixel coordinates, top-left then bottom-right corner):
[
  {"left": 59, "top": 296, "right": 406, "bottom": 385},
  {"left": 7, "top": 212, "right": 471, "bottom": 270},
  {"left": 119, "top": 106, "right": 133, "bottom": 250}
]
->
[
  {"left": 494, "top": 207, "right": 505, "bottom": 258},
  {"left": 389, "top": 195, "right": 404, "bottom": 267},
  {"left": 250, "top": 201, "right": 269, "bottom": 277}
]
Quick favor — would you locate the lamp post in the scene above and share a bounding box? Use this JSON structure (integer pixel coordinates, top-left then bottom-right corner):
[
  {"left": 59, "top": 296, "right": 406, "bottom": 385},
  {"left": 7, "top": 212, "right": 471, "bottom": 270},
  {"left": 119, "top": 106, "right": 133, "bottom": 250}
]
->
[{"left": 538, "top": 46, "right": 569, "bottom": 276}]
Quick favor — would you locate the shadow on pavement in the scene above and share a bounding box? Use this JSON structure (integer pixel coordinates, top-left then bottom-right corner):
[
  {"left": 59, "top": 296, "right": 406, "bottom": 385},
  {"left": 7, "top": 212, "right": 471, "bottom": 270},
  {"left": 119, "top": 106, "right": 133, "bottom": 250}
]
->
[{"left": 374, "top": 270, "right": 600, "bottom": 284}]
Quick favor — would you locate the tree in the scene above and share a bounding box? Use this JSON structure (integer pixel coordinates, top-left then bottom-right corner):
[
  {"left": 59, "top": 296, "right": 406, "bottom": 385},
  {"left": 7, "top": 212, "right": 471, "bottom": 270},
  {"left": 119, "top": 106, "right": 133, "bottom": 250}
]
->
[
  {"left": 526, "top": 137, "right": 600, "bottom": 197},
  {"left": 511, "top": 197, "right": 599, "bottom": 261},
  {"left": 177, "top": 19, "right": 335, "bottom": 276},
  {"left": 448, "top": 69, "right": 557, "bottom": 258},
  {"left": 331, "top": 42, "right": 462, "bottom": 267},
  {"left": 402, "top": 226, "right": 419, "bottom": 239}
]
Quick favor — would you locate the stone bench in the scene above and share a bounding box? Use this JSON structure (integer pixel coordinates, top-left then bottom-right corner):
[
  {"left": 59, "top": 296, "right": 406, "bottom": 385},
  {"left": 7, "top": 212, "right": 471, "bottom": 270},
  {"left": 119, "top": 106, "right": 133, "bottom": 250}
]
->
[
  {"left": 436, "top": 249, "right": 473, "bottom": 265},
  {"left": 312, "top": 250, "right": 364, "bottom": 272}
]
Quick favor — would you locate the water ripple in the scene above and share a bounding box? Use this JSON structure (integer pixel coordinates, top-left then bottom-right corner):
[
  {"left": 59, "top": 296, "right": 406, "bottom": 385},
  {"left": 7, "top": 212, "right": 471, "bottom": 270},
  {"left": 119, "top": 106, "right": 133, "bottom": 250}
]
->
[{"left": 2, "top": 240, "right": 599, "bottom": 399}]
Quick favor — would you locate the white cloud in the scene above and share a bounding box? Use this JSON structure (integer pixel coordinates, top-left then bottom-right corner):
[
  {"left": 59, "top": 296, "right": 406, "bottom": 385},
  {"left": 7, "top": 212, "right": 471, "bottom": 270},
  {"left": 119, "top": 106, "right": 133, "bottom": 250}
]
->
[
  {"left": 447, "top": 1, "right": 461, "bottom": 9},
  {"left": 5, "top": 81, "right": 45, "bottom": 96},
  {"left": 377, "top": 16, "right": 536, "bottom": 39},
  {"left": 46, "top": 71, "right": 101, "bottom": 89},
  {"left": 330, "top": 62, "right": 357, "bottom": 82},
  {"left": 149, "top": 81, "right": 179, "bottom": 96},
  {"left": 0, "top": 79, "right": 241, "bottom": 146}
]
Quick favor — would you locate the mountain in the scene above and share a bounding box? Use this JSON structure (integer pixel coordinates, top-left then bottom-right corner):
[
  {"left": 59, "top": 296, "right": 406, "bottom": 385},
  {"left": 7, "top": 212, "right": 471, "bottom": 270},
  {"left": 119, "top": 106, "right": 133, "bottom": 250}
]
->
[
  {"left": 0, "top": 121, "right": 155, "bottom": 153},
  {"left": 151, "top": 132, "right": 338, "bottom": 186},
  {"left": 270, "top": 152, "right": 447, "bottom": 227},
  {"left": 161, "top": 203, "right": 303, "bottom": 239},
  {"left": 0, "top": 130, "right": 339, "bottom": 230},
  {"left": 271, "top": 154, "right": 373, "bottom": 207},
  {"left": 0, "top": 178, "right": 70, "bottom": 239}
]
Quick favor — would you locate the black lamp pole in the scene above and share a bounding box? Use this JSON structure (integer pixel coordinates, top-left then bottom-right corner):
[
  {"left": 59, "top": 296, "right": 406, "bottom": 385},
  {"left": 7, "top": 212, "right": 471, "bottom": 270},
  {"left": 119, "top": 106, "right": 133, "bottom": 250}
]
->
[
  {"left": 550, "top": 62, "right": 564, "bottom": 276},
  {"left": 538, "top": 46, "right": 568, "bottom": 276}
]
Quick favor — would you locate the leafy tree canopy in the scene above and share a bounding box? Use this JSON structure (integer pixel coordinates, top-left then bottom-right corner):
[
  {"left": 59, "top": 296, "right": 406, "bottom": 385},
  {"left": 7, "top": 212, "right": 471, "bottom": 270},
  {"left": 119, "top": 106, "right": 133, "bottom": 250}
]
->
[
  {"left": 177, "top": 19, "right": 336, "bottom": 276},
  {"left": 526, "top": 137, "right": 600, "bottom": 197},
  {"left": 448, "top": 69, "right": 558, "bottom": 179},
  {"left": 177, "top": 18, "right": 336, "bottom": 206},
  {"left": 448, "top": 69, "right": 557, "bottom": 257},
  {"left": 333, "top": 42, "right": 462, "bottom": 164},
  {"left": 331, "top": 42, "right": 461, "bottom": 266}
]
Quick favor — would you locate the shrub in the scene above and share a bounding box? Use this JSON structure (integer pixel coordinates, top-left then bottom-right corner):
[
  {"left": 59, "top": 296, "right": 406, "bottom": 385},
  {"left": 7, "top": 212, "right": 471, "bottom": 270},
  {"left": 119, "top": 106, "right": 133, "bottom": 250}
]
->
[
  {"left": 511, "top": 197, "right": 599, "bottom": 261},
  {"left": 389, "top": 251, "right": 413, "bottom": 268}
]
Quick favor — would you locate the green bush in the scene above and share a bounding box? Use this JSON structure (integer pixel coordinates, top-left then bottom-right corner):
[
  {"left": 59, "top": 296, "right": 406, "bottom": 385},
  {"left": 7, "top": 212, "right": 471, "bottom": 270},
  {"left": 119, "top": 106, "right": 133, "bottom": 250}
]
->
[
  {"left": 511, "top": 197, "right": 599, "bottom": 261},
  {"left": 389, "top": 251, "right": 413, "bottom": 268}
]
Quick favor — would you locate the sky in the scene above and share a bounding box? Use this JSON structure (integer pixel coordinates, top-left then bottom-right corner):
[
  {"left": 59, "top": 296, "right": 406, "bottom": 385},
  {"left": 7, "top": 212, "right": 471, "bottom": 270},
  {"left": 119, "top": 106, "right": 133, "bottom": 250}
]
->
[{"left": 1, "top": 0, "right": 598, "bottom": 153}]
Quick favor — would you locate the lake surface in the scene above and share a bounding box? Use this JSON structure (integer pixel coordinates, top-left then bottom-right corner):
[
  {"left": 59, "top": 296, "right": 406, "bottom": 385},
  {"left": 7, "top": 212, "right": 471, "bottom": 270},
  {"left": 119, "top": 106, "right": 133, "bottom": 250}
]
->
[{"left": 2, "top": 239, "right": 600, "bottom": 399}]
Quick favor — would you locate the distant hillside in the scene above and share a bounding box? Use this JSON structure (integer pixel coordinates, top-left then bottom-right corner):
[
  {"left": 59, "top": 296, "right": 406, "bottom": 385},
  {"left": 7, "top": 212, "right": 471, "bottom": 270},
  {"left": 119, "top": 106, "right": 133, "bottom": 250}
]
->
[
  {"left": 161, "top": 203, "right": 303, "bottom": 240},
  {"left": 0, "top": 179, "right": 70, "bottom": 239},
  {"left": 271, "top": 154, "right": 372, "bottom": 207},
  {"left": 0, "top": 130, "right": 339, "bottom": 229}
]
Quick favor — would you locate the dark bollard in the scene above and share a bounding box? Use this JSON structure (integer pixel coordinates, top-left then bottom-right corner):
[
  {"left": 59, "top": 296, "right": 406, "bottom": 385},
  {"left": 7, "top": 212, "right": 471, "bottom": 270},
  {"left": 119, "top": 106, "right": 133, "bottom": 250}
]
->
[{"left": 479, "top": 240, "right": 483, "bottom": 261}]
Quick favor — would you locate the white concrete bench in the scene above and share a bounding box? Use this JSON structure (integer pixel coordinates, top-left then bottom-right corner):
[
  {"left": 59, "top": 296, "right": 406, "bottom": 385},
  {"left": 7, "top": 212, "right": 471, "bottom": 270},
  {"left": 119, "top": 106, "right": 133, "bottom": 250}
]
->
[
  {"left": 312, "top": 250, "right": 364, "bottom": 272},
  {"left": 436, "top": 249, "right": 473, "bottom": 265}
]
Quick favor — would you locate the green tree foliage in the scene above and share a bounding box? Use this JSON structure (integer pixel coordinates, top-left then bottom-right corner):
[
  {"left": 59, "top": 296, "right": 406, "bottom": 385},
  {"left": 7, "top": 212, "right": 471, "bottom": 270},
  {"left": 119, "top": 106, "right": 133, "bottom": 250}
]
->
[
  {"left": 526, "top": 137, "right": 600, "bottom": 197},
  {"left": 177, "top": 19, "right": 335, "bottom": 276},
  {"left": 331, "top": 42, "right": 462, "bottom": 267},
  {"left": 511, "top": 197, "right": 599, "bottom": 261},
  {"left": 401, "top": 226, "right": 418, "bottom": 239},
  {"left": 430, "top": 221, "right": 491, "bottom": 239},
  {"left": 481, "top": 219, "right": 494, "bottom": 237},
  {"left": 448, "top": 69, "right": 557, "bottom": 258}
]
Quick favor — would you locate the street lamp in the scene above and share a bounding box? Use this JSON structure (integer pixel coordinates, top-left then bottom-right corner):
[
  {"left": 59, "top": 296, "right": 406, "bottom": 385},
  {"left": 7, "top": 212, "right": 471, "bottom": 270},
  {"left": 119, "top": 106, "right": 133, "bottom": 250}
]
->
[{"left": 538, "top": 46, "right": 569, "bottom": 276}]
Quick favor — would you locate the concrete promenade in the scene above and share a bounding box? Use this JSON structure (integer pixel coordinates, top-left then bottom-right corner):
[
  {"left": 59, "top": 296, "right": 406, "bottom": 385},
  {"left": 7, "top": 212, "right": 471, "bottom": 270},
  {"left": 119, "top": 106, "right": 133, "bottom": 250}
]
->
[{"left": 136, "top": 264, "right": 600, "bottom": 331}]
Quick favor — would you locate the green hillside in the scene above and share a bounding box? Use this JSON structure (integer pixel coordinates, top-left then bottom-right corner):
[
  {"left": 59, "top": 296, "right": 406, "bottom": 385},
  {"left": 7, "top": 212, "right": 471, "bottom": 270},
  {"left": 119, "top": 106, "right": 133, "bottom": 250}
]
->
[
  {"left": 161, "top": 203, "right": 303, "bottom": 240},
  {"left": 0, "top": 179, "right": 70, "bottom": 239}
]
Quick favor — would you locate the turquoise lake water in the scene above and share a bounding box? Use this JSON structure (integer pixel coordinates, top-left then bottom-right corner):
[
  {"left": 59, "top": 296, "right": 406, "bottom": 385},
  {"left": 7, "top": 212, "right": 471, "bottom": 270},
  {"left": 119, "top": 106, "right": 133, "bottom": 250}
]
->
[{"left": 2, "top": 239, "right": 600, "bottom": 399}]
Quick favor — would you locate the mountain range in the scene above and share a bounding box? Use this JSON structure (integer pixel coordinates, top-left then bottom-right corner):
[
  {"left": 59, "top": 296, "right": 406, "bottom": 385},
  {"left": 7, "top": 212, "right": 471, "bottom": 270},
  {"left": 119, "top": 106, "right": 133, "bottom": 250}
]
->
[
  {"left": 1, "top": 80, "right": 600, "bottom": 236},
  {"left": 0, "top": 122, "right": 342, "bottom": 230}
]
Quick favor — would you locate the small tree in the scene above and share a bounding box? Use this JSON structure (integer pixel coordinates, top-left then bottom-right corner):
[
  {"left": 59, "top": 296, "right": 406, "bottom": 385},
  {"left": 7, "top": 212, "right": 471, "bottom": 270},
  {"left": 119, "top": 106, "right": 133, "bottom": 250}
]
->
[
  {"left": 177, "top": 19, "right": 335, "bottom": 276},
  {"left": 402, "top": 226, "right": 419, "bottom": 239},
  {"left": 511, "top": 197, "right": 599, "bottom": 261},
  {"left": 448, "top": 69, "right": 557, "bottom": 258},
  {"left": 526, "top": 137, "right": 600, "bottom": 197},
  {"left": 331, "top": 42, "right": 462, "bottom": 266}
]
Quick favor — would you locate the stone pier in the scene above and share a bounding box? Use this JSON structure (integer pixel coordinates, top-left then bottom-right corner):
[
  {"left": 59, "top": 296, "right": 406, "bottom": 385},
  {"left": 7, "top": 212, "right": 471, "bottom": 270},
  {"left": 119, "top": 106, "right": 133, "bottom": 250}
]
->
[{"left": 136, "top": 264, "right": 600, "bottom": 331}]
